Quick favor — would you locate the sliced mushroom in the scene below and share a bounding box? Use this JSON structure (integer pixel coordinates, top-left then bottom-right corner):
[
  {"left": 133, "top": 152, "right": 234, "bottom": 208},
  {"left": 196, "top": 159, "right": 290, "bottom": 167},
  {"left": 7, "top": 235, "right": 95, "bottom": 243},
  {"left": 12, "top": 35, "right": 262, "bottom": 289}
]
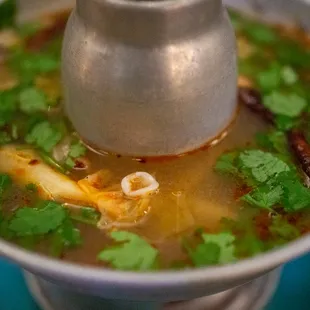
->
[{"left": 121, "top": 172, "right": 159, "bottom": 198}]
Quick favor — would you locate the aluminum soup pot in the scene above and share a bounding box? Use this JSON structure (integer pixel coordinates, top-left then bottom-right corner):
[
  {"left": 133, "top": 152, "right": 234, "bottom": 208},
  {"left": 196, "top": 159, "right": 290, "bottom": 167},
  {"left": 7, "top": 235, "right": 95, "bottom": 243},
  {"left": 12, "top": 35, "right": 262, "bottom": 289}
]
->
[{"left": 0, "top": 0, "right": 310, "bottom": 302}]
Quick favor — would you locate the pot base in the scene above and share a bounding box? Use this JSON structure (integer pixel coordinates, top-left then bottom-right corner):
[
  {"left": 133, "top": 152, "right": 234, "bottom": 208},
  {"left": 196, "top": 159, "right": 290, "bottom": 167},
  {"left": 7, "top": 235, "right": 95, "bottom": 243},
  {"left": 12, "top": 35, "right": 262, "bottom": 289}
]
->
[{"left": 24, "top": 268, "right": 281, "bottom": 310}]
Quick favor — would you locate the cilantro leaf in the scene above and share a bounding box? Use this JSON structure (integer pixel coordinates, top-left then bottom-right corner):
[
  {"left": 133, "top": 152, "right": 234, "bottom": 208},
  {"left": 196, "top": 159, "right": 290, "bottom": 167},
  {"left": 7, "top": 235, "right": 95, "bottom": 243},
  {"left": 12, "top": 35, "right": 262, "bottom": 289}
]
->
[
  {"left": 214, "top": 152, "right": 239, "bottom": 175},
  {"left": 9, "top": 49, "right": 59, "bottom": 82},
  {"left": 244, "top": 22, "right": 278, "bottom": 44},
  {"left": 277, "top": 172, "right": 310, "bottom": 212},
  {"left": 25, "top": 121, "right": 63, "bottom": 152},
  {"left": 70, "top": 206, "right": 100, "bottom": 226},
  {"left": 65, "top": 141, "right": 87, "bottom": 168},
  {"left": 263, "top": 91, "right": 307, "bottom": 118},
  {"left": 0, "top": 174, "right": 12, "bottom": 198},
  {"left": 19, "top": 87, "right": 48, "bottom": 114},
  {"left": 256, "top": 64, "right": 282, "bottom": 93},
  {"left": 238, "top": 150, "right": 290, "bottom": 183},
  {"left": 0, "top": 131, "right": 12, "bottom": 145},
  {"left": 201, "top": 232, "right": 236, "bottom": 264},
  {"left": 184, "top": 241, "right": 220, "bottom": 267},
  {"left": 255, "top": 130, "right": 288, "bottom": 154},
  {"left": 241, "top": 184, "right": 283, "bottom": 210},
  {"left": 98, "top": 231, "right": 158, "bottom": 271},
  {"left": 68, "top": 141, "right": 86, "bottom": 158},
  {"left": 9, "top": 201, "right": 66, "bottom": 236},
  {"left": 50, "top": 218, "right": 82, "bottom": 257},
  {"left": 276, "top": 41, "right": 310, "bottom": 68},
  {"left": 269, "top": 215, "right": 300, "bottom": 240},
  {"left": 281, "top": 66, "right": 298, "bottom": 85},
  {"left": 221, "top": 216, "right": 265, "bottom": 258},
  {"left": 235, "top": 233, "right": 265, "bottom": 258},
  {"left": 274, "top": 115, "right": 298, "bottom": 131},
  {"left": 0, "top": 89, "right": 18, "bottom": 126},
  {"left": 0, "top": 0, "right": 16, "bottom": 29}
]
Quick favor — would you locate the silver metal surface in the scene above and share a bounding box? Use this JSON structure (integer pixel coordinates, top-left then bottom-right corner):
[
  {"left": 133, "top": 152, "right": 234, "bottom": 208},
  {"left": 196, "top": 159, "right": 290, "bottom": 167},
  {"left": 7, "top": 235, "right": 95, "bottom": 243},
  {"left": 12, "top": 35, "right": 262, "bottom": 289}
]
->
[
  {"left": 0, "top": 0, "right": 309, "bottom": 305},
  {"left": 25, "top": 269, "right": 281, "bottom": 310},
  {"left": 62, "top": 0, "right": 238, "bottom": 157}
]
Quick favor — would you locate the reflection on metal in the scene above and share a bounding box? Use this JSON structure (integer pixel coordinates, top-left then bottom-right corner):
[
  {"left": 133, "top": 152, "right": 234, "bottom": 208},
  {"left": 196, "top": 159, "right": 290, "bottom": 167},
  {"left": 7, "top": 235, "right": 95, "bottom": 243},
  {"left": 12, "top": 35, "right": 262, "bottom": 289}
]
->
[{"left": 24, "top": 269, "right": 281, "bottom": 310}]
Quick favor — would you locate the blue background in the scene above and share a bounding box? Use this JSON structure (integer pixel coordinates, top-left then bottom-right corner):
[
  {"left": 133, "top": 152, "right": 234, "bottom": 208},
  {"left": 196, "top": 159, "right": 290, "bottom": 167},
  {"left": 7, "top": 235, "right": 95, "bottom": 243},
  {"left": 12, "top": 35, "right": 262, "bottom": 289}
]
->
[{"left": 0, "top": 254, "right": 309, "bottom": 310}]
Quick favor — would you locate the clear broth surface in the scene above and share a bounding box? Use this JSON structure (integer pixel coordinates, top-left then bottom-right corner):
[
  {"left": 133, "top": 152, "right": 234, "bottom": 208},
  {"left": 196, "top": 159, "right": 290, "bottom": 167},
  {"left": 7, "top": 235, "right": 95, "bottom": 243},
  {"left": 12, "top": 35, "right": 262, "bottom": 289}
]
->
[{"left": 0, "top": 7, "right": 309, "bottom": 270}]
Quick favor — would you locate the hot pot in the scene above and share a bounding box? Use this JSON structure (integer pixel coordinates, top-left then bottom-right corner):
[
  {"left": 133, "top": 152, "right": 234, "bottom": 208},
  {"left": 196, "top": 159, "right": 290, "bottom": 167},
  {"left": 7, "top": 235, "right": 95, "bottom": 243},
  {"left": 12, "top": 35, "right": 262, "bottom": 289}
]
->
[{"left": 0, "top": 0, "right": 310, "bottom": 309}]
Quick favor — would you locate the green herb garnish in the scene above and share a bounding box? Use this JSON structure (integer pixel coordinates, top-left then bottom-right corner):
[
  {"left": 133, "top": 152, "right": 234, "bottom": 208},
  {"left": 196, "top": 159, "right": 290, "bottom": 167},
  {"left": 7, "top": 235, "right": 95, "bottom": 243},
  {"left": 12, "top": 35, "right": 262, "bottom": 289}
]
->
[
  {"left": 184, "top": 232, "right": 236, "bottom": 266},
  {"left": 25, "top": 121, "right": 63, "bottom": 152},
  {"left": 50, "top": 218, "right": 82, "bottom": 257},
  {"left": 263, "top": 91, "right": 307, "bottom": 118},
  {"left": 0, "top": 0, "right": 16, "bottom": 29},
  {"left": 9, "top": 201, "right": 66, "bottom": 236},
  {"left": 19, "top": 87, "right": 48, "bottom": 114},
  {"left": 98, "top": 231, "right": 158, "bottom": 271}
]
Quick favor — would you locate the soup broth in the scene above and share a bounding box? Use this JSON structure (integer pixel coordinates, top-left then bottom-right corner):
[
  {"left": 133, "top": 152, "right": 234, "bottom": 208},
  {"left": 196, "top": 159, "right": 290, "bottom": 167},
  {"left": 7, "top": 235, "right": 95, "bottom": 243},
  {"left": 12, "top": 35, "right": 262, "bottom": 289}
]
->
[{"left": 0, "top": 4, "right": 309, "bottom": 271}]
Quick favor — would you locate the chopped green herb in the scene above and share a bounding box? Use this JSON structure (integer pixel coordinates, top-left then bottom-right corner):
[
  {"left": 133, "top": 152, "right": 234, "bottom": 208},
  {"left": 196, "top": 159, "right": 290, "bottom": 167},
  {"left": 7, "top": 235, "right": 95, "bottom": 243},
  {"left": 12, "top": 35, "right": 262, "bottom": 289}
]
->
[
  {"left": 184, "top": 240, "right": 220, "bottom": 267},
  {"left": 276, "top": 41, "right": 310, "bottom": 68},
  {"left": 238, "top": 150, "right": 290, "bottom": 183},
  {"left": 50, "top": 218, "right": 82, "bottom": 257},
  {"left": 274, "top": 115, "right": 298, "bottom": 131},
  {"left": 69, "top": 141, "right": 86, "bottom": 158},
  {"left": 235, "top": 233, "right": 265, "bottom": 258},
  {"left": 201, "top": 232, "right": 236, "bottom": 264},
  {"left": 255, "top": 130, "right": 288, "bottom": 154},
  {"left": 9, "top": 201, "right": 66, "bottom": 236},
  {"left": 70, "top": 206, "right": 100, "bottom": 226},
  {"left": 0, "top": 174, "right": 12, "bottom": 198},
  {"left": 214, "top": 152, "right": 239, "bottom": 176},
  {"left": 19, "top": 87, "right": 48, "bottom": 114},
  {"left": 0, "top": 89, "right": 18, "bottom": 126},
  {"left": 0, "top": 0, "right": 16, "bottom": 29},
  {"left": 269, "top": 215, "right": 300, "bottom": 240},
  {"left": 244, "top": 22, "right": 278, "bottom": 44},
  {"left": 25, "top": 121, "right": 63, "bottom": 152},
  {"left": 65, "top": 141, "right": 87, "bottom": 169},
  {"left": 9, "top": 49, "right": 60, "bottom": 82},
  {"left": 16, "top": 22, "right": 42, "bottom": 38},
  {"left": 98, "top": 231, "right": 158, "bottom": 271},
  {"left": 263, "top": 91, "right": 307, "bottom": 118},
  {"left": 276, "top": 172, "right": 310, "bottom": 212},
  {"left": 281, "top": 66, "right": 298, "bottom": 85},
  {"left": 184, "top": 232, "right": 236, "bottom": 266},
  {"left": 65, "top": 157, "right": 75, "bottom": 169},
  {"left": 0, "top": 131, "right": 12, "bottom": 145},
  {"left": 241, "top": 184, "right": 283, "bottom": 210},
  {"left": 256, "top": 64, "right": 282, "bottom": 93}
]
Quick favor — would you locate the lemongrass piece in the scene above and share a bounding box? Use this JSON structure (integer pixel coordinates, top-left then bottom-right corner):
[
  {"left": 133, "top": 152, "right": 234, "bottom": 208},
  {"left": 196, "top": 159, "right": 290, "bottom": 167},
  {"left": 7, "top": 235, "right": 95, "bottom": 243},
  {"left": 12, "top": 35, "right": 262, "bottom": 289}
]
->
[
  {"left": 0, "top": 145, "right": 93, "bottom": 206},
  {"left": 121, "top": 172, "right": 159, "bottom": 198}
]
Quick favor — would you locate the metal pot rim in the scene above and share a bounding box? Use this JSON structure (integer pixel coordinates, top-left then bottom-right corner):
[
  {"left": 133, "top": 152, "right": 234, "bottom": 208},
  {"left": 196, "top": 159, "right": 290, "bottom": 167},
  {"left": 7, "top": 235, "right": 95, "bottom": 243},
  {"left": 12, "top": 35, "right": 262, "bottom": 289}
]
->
[
  {"left": 0, "top": 233, "right": 309, "bottom": 286},
  {"left": 89, "top": 0, "right": 214, "bottom": 12}
]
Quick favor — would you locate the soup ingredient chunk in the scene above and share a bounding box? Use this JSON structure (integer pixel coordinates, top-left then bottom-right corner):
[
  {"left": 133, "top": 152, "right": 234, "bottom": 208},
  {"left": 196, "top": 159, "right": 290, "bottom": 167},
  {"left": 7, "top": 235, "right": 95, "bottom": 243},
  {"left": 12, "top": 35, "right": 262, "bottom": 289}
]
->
[
  {"left": 121, "top": 172, "right": 159, "bottom": 198},
  {"left": 0, "top": 145, "right": 92, "bottom": 205},
  {"left": 79, "top": 170, "right": 153, "bottom": 229}
]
